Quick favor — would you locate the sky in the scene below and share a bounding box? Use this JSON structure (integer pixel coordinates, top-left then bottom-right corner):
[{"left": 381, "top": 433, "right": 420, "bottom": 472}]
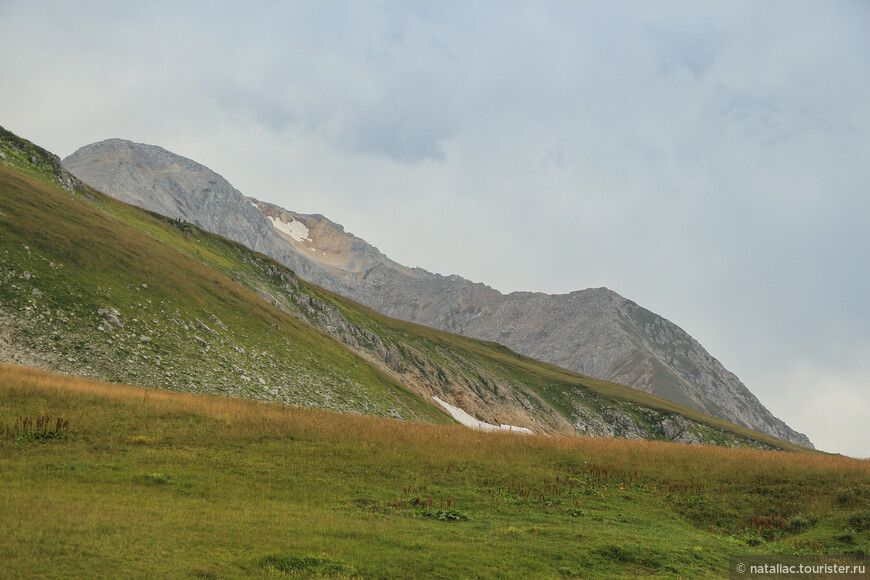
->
[{"left": 1, "top": 0, "right": 868, "bottom": 456}]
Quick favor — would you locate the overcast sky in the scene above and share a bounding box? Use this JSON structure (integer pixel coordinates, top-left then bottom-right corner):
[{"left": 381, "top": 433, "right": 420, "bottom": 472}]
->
[{"left": 2, "top": 1, "right": 868, "bottom": 456}]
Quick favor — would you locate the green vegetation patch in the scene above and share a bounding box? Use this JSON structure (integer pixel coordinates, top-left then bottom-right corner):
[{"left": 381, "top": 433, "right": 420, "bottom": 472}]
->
[
  {"left": 0, "top": 162, "right": 449, "bottom": 426},
  {"left": 0, "top": 415, "right": 71, "bottom": 442},
  {"left": 420, "top": 506, "right": 470, "bottom": 521},
  {"left": 849, "top": 510, "right": 870, "bottom": 532},
  {"left": 259, "top": 553, "right": 359, "bottom": 578}
]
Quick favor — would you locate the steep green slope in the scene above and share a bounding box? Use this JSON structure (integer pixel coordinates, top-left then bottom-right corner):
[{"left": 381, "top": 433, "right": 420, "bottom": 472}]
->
[
  {"left": 0, "top": 127, "right": 806, "bottom": 449},
  {"left": 0, "top": 139, "right": 447, "bottom": 424}
]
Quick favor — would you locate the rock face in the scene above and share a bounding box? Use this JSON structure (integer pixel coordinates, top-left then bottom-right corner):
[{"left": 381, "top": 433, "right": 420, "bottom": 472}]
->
[
  {"left": 0, "top": 125, "right": 84, "bottom": 194},
  {"left": 63, "top": 139, "right": 813, "bottom": 448},
  {"left": 61, "top": 139, "right": 302, "bottom": 268}
]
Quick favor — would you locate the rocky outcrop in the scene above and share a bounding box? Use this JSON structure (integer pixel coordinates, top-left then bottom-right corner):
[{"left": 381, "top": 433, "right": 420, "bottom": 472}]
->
[
  {"left": 63, "top": 139, "right": 812, "bottom": 448},
  {"left": 0, "top": 125, "right": 85, "bottom": 194}
]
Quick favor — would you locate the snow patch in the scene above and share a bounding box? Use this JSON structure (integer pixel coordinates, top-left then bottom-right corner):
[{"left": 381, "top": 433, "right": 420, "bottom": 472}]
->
[
  {"left": 432, "top": 396, "right": 533, "bottom": 434},
  {"left": 267, "top": 215, "right": 312, "bottom": 243}
]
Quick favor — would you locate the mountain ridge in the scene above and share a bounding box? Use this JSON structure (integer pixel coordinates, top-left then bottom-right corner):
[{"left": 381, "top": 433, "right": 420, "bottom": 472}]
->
[
  {"left": 62, "top": 137, "right": 812, "bottom": 448},
  {"left": 0, "top": 124, "right": 812, "bottom": 451}
]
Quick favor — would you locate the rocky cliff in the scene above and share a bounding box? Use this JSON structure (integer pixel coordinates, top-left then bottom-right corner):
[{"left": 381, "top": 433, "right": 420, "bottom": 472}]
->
[{"left": 63, "top": 139, "right": 813, "bottom": 448}]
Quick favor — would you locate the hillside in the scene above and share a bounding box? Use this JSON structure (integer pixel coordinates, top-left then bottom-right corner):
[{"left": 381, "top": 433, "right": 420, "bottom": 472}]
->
[
  {"left": 0, "top": 125, "right": 807, "bottom": 449},
  {"left": 63, "top": 138, "right": 811, "bottom": 447},
  {"left": 0, "top": 129, "right": 446, "bottom": 425},
  {"left": 2, "top": 364, "right": 868, "bottom": 578}
]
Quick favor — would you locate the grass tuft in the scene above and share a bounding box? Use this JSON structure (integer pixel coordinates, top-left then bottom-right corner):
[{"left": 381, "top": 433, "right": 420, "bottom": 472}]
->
[{"left": 259, "top": 553, "right": 359, "bottom": 578}]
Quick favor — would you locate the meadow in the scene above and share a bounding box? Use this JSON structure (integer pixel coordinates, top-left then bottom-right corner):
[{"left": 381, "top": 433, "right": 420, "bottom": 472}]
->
[{"left": 1, "top": 363, "right": 868, "bottom": 579}]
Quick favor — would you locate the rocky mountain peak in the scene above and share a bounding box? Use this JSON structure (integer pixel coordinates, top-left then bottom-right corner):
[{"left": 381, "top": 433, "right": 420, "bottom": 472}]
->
[{"left": 64, "top": 140, "right": 286, "bottom": 260}]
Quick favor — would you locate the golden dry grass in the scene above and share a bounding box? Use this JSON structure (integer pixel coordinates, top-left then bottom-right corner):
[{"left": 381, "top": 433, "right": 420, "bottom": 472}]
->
[{"left": 3, "top": 362, "right": 864, "bottom": 483}]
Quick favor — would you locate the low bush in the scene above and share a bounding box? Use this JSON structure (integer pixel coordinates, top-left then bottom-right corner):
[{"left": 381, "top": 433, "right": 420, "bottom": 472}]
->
[
  {"left": 420, "top": 507, "right": 469, "bottom": 521},
  {"left": 849, "top": 510, "right": 870, "bottom": 532}
]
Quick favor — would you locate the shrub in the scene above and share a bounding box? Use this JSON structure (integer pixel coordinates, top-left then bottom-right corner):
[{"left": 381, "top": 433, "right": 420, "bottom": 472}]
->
[
  {"left": 420, "top": 507, "right": 469, "bottom": 521},
  {"left": 837, "top": 486, "right": 870, "bottom": 506},
  {"left": 786, "top": 514, "right": 818, "bottom": 533},
  {"left": 848, "top": 510, "right": 870, "bottom": 532}
]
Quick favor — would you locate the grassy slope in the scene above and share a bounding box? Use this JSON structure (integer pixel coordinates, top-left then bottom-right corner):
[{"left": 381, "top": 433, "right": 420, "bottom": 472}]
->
[
  {"left": 0, "top": 163, "right": 448, "bottom": 424},
  {"left": 1, "top": 364, "right": 868, "bottom": 579}
]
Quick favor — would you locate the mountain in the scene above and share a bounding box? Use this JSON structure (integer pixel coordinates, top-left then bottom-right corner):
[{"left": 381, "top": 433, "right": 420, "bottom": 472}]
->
[
  {"left": 62, "top": 137, "right": 811, "bottom": 448},
  {"left": 2, "top": 125, "right": 810, "bottom": 450},
  {"left": 3, "top": 125, "right": 810, "bottom": 450},
  {"left": 242, "top": 201, "right": 812, "bottom": 448}
]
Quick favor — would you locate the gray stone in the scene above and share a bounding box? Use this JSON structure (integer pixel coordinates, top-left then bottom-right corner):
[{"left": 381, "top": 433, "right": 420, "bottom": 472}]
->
[{"left": 97, "top": 307, "right": 124, "bottom": 328}]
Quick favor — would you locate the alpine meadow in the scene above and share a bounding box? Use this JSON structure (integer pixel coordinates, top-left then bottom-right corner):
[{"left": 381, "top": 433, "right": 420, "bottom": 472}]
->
[{"left": 1, "top": 127, "right": 868, "bottom": 579}]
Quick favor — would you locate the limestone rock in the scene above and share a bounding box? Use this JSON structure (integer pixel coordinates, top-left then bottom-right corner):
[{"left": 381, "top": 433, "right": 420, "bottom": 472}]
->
[{"left": 98, "top": 308, "right": 123, "bottom": 328}]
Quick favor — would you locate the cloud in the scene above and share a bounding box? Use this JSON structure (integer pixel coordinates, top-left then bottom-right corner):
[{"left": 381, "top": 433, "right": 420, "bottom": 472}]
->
[
  {"left": 650, "top": 22, "right": 724, "bottom": 80},
  {"left": 770, "top": 361, "right": 870, "bottom": 458}
]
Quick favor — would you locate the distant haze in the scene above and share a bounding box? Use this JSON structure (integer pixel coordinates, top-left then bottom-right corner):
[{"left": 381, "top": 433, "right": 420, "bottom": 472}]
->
[{"left": 1, "top": 1, "right": 868, "bottom": 456}]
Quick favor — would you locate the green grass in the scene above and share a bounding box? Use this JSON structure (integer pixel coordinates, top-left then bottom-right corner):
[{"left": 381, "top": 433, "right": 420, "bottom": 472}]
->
[
  {"left": 1, "top": 364, "right": 867, "bottom": 579},
  {"left": 0, "top": 162, "right": 450, "bottom": 424}
]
